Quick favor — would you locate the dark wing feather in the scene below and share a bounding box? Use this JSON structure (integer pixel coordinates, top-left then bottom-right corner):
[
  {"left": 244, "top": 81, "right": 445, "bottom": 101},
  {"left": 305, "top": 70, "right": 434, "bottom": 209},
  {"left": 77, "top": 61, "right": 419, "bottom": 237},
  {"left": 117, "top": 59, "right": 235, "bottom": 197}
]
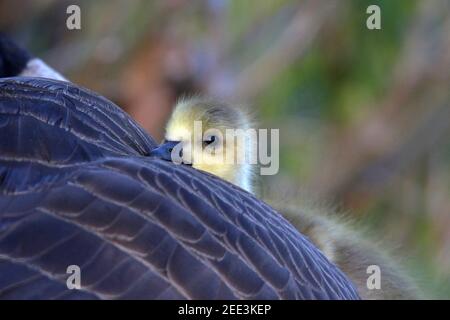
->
[{"left": 0, "top": 77, "right": 359, "bottom": 299}]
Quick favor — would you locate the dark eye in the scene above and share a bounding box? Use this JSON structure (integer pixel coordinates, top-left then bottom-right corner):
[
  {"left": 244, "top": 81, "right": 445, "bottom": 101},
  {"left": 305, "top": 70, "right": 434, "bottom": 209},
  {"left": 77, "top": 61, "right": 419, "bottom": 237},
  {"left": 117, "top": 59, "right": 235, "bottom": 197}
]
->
[{"left": 203, "top": 135, "right": 216, "bottom": 147}]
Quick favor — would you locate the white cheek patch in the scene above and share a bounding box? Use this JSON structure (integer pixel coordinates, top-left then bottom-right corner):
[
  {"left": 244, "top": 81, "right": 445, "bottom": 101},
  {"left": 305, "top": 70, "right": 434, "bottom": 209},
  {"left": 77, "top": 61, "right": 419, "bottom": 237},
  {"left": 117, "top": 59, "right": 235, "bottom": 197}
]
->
[{"left": 19, "top": 58, "right": 67, "bottom": 82}]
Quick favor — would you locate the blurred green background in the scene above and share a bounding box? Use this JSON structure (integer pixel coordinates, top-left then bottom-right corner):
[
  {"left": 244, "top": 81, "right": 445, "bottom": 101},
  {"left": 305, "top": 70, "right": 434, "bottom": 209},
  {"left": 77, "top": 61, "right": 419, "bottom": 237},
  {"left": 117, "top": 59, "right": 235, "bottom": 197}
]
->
[{"left": 1, "top": 0, "right": 449, "bottom": 298}]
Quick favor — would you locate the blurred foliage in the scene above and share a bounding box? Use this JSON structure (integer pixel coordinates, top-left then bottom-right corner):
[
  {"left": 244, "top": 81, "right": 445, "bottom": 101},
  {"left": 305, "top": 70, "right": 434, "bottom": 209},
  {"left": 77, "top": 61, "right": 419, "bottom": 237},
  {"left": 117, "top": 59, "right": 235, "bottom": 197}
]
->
[{"left": 1, "top": 0, "right": 450, "bottom": 298}]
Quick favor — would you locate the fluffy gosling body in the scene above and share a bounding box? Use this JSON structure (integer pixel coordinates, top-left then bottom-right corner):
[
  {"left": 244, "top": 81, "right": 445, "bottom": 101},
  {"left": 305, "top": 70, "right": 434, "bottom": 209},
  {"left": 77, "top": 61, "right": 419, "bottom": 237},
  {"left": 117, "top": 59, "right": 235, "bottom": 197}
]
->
[{"left": 281, "top": 206, "right": 420, "bottom": 299}]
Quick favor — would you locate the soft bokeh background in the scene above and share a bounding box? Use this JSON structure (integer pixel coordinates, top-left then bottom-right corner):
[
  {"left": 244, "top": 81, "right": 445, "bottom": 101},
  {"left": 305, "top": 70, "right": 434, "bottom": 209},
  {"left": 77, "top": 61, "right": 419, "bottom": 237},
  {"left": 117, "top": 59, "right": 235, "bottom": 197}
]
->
[{"left": 1, "top": 0, "right": 449, "bottom": 297}]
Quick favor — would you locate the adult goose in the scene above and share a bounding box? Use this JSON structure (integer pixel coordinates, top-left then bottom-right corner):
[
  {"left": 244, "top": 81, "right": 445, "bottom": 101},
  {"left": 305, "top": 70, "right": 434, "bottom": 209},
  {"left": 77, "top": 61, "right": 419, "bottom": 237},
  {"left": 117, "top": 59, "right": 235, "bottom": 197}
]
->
[
  {"left": 0, "top": 35, "right": 359, "bottom": 300},
  {"left": 0, "top": 77, "right": 360, "bottom": 299}
]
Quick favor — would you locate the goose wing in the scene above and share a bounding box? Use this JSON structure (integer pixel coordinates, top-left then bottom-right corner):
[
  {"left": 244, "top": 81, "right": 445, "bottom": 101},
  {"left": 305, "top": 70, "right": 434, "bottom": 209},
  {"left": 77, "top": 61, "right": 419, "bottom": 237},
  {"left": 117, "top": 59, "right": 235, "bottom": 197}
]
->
[{"left": 0, "top": 78, "right": 359, "bottom": 299}]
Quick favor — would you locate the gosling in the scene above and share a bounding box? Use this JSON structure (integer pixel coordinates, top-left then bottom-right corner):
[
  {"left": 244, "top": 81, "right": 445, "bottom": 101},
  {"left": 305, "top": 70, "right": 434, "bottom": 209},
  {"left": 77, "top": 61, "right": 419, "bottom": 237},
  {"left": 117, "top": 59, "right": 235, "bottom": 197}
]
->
[{"left": 152, "top": 96, "right": 421, "bottom": 300}]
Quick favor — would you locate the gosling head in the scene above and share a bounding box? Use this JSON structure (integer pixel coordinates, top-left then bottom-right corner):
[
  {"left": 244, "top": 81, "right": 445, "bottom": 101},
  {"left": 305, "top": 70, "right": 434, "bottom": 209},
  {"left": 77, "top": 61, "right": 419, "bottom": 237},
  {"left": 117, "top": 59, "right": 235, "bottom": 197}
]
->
[{"left": 150, "top": 97, "right": 256, "bottom": 193}]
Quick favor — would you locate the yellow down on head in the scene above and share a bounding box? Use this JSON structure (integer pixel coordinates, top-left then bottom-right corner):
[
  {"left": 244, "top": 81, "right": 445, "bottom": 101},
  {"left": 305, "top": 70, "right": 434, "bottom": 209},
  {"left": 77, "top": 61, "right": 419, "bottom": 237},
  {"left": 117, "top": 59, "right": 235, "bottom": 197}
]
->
[{"left": 164, "top": 97, "right": 255, "bottom": 193}]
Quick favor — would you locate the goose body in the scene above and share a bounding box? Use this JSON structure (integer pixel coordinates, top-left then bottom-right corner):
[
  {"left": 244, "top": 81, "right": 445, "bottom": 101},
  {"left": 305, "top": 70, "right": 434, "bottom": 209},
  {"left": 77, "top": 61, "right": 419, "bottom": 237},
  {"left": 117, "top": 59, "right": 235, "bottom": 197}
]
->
[{"left": 0, "top": 77, "right": 360, "bottom": 299}]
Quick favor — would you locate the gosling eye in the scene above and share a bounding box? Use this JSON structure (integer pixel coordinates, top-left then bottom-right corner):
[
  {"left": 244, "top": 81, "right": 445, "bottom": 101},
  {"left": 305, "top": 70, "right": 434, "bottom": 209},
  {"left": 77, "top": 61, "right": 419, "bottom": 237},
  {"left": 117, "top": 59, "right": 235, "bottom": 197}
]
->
[{"left": 203, "top": 135, "right": 217, "bottom": 147}]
